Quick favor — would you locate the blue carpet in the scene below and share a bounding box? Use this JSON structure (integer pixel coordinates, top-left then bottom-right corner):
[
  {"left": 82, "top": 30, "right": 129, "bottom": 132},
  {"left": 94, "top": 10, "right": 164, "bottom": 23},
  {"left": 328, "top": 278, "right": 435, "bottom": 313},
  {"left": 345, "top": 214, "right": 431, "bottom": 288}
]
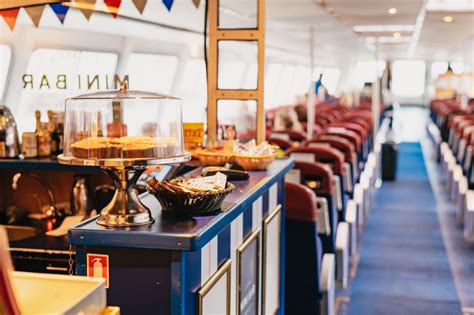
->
[{"left": 346, "top": 142, "right": 462, "bottom": 315}]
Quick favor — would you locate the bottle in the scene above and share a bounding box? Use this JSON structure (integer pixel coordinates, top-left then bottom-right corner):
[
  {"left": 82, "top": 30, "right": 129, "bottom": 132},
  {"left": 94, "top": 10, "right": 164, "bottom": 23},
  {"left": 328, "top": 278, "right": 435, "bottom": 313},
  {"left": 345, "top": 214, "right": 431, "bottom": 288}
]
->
[
  {"left": 57, "top": 122, "right": 64, "bottom": 154},
  {"left": 35, "top": 110, "right": 51, "bottom": 157},
  {"left": 48, "top": 110, "right": 60, "bottom": 156}
]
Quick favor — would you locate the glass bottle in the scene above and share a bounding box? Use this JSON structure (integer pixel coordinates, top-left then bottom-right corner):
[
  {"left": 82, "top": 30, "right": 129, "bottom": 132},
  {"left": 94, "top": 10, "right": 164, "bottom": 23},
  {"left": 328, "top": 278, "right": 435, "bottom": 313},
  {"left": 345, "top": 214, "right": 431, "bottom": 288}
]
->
[
  {"left": 48, "top": 110, "right": 60, "bottom": 156},
  {"left": 35, "top": 110, "right": 51, "bottom": 157}
]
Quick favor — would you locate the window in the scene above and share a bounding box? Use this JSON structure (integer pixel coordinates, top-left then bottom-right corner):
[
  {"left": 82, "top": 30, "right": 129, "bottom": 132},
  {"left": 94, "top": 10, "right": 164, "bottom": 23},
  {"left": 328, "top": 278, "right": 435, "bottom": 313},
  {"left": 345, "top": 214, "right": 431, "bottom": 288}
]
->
[
  {"left": 242, "top": 63, "right": 258, "bottom": 90},
  {"left": 218, "top": 61, "right": 246, "bottom": 89},
  {"left": 392, "top": 60, "right": 426, "bottom": 97},
  {"left": 126, "top": 53, "right": 178, "bottom": 94},
  {"left": 431, "top": 61, "right": 448, "bottom": 80},
  {"left": 354, "top": 60, "right": 386, "bottom": 89},
  {"left": 321, "top": 67, "right": 341, "bottom": 95},
  {"left": 275, "top": 65, "right": 296, "bottom": 105},
  {"left": 451, "top": 62, "right": 465, "bottom": 75},
  {"left": 174, "top": 58, "right": 207, "bottom": 123},
  {"left": 290, "top": 65, "right": 311, "bottom": 98},
  {"left": 0, "top": 45, "right": 12, "bottom": 101},
  {"left": 265, "top": 63, "right": 283, "bottom": 108},
  {"left": 17, "top": 49, "right": 118, "bottom": 135}
]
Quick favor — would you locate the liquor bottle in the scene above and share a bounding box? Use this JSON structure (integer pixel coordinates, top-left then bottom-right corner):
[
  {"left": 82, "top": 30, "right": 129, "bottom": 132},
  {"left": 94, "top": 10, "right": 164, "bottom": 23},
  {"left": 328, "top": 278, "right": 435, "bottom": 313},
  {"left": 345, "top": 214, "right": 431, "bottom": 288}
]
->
[
  {"left": 35, "top": 110, "right": 51, "bottom": 157},
  {"left": 48, "top": 110, "right": 60, "bottom": 156},
  {"left": 106, "top": 100, "right": 127, "bottom": 138}
]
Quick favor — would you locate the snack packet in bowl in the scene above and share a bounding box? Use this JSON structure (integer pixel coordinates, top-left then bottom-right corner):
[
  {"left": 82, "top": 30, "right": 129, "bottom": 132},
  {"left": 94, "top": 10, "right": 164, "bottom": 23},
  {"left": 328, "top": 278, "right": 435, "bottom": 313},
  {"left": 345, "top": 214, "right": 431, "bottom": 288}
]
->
[{"left": 234, "top": 140, "right": 276, "bottom": 155}]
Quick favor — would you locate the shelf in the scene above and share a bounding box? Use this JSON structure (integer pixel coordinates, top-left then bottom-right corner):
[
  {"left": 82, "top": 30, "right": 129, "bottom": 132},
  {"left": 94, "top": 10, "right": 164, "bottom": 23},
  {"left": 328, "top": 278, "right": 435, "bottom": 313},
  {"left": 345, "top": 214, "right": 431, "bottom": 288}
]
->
[{"left": 0, "top": 158, "right": 101, "bottom": 172}]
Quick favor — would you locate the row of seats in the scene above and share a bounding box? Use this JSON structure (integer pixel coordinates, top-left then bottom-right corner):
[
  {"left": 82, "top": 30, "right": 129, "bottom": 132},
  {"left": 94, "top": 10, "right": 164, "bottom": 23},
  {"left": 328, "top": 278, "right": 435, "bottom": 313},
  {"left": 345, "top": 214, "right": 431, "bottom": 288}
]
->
[
  {"left": 430, "top": 99, "right": 474, "bottom": 243},
  {"left": 278, "top": 104, "right": 383, "bottom": 315}
]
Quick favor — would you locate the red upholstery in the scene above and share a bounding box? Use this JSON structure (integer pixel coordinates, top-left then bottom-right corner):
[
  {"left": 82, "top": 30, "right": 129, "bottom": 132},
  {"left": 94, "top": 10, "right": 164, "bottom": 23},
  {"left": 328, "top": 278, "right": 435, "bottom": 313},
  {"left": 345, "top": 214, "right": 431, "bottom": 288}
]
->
[
  {"left": 309, "top": 136, "right": 356, "bottom": 163},
  {"left": 287, "top": 146, "right": 345, "bottom": 175},
  {"left": 321, "top": 128, "right": 362, "bottom": 151},
  {"left": 285, "top": 182, "right": 318, "bottom": 222},
  {"left": 293, "top": 161, "right": 334, "bottom": 195},
  {"left": 269, "top": 137, "right": 293, "bottom": 150},
  {"left": 327, "top": 122, "right": 368, "bottom": 142}
]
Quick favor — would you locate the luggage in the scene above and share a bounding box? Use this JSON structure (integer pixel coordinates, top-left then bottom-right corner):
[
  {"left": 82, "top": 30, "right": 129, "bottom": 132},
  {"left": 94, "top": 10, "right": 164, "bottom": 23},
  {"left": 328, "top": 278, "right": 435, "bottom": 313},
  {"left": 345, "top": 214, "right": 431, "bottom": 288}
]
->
[{"left": 382, "top": 141, "right": 398, "bottom": 181}]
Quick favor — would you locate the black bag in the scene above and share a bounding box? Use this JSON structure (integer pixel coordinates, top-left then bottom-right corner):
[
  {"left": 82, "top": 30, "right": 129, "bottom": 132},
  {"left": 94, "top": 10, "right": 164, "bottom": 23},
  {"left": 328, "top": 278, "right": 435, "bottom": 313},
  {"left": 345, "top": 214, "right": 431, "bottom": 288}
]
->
[{"left": 382, "top": 141, "right": 398, "bottom": 181}]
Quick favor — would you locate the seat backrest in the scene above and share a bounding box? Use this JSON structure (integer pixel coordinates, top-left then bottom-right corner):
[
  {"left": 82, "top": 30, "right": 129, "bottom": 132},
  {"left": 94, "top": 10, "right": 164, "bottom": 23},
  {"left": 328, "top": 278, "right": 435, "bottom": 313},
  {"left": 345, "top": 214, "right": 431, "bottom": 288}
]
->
[
  {"left": 322, "top": 128, "right": 362, "bottom": 151},
  {"left": 269, "top": 137, "right": 293, "bottom": 150},
  {"left": 310, "top": 136, "right": 355, "bottom": 163},
  {"left": 292, "top": 161, "right": 334, "bottom": 196},
  {"left": 328, "top": 122, "right": 368, "bottom": 141},
  {"left": 285, "top": 182, "right": 318, "bottom": 222},
  {"left": 287, "top": 146, "right": 345, "bottom": 176}
]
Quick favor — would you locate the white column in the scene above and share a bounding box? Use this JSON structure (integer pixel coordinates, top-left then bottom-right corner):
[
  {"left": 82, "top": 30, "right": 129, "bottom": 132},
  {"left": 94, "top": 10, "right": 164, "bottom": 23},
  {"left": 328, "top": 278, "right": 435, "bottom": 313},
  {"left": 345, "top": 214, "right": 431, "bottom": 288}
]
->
[{"left": 306, "top": 28, "right": 315, "bottom": 140}]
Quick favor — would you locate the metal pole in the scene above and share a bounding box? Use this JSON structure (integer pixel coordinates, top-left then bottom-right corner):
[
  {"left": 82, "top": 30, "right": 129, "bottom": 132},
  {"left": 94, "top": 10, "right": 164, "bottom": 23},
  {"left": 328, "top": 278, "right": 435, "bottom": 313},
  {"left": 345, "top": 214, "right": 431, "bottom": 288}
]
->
[
  {"left": 306, "top": 28, "right": 316, "bottom": 140},
  {"left": 372, "top": 44, "right": 381, "bottom": 140}
]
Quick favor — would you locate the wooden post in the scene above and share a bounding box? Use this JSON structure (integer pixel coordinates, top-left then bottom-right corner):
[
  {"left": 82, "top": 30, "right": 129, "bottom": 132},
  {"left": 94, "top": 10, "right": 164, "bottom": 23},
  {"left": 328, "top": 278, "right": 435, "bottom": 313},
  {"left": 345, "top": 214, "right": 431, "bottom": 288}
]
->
[{"left": 206, "top": 0, "right": 266, "bottom": 144}]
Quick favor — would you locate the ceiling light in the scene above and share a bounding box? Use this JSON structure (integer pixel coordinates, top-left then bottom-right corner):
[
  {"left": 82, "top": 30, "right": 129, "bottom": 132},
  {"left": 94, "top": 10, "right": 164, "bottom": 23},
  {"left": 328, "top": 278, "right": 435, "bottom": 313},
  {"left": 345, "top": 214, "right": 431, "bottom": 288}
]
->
[
  {"left": 443, "top": 15, "right": 454, "bottom": 23},
  {"left": 393, "top": 32, "right": 401, "bottom": 38},
  {"left": 388, "top": 8, "right": 398, "bottom": 15},
  {"left": 353, "top": 25, "right": 415, "bottom": 33}
]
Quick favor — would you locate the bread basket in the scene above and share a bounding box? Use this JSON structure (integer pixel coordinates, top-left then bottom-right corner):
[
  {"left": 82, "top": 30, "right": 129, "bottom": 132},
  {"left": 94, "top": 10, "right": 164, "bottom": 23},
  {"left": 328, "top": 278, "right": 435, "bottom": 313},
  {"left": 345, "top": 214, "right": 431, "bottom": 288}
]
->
[
  {"left": 196, "top": 150, "right": 234, "bottom": 166},
  {"left": 147, "top": 179, "right": 235, "bottom": 214},
  {"left": 234, "top": 154, "right": 276, "bottom": 171}
]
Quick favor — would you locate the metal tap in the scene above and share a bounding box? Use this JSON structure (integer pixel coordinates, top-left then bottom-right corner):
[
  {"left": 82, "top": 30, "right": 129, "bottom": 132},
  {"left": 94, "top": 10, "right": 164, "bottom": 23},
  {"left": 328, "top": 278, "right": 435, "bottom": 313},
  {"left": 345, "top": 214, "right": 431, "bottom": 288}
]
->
[{"left": 12, "top": 173, "right": 58, "bottom": 217}]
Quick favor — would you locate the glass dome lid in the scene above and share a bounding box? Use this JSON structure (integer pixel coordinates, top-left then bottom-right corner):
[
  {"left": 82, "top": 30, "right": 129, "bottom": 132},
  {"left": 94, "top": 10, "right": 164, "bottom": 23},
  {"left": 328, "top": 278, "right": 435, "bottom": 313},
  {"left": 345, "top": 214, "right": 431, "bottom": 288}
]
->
[
  {"left": 68, "top": 89, "right": 180, "bottom": 100},
  {"left": 58, "top": 87, "right": 190, "bottom": 167}
]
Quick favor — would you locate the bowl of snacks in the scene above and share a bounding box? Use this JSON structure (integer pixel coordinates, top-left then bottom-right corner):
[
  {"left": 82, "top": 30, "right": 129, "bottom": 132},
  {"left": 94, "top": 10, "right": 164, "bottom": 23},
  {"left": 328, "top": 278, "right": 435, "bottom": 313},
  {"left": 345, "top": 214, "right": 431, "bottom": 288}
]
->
[
  {"left": 233, "top": 140, "right": 277, "bottom": 171},
  {"left": 195, "top": 146, "right": 234, "bottom": 166},
  {"left": 147, "top": 172, "right": 235, "bottom": 214}
]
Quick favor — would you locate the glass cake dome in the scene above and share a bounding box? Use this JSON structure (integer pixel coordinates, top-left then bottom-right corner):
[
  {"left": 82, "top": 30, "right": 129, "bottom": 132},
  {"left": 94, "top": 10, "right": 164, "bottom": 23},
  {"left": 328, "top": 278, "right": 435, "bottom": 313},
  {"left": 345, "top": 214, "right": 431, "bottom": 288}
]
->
[
  {"left": 59, "top": 87, "right": 190, "bottom": 166},
  {"left": 58, "top": 87, "right": 191, "bottom": 227}
]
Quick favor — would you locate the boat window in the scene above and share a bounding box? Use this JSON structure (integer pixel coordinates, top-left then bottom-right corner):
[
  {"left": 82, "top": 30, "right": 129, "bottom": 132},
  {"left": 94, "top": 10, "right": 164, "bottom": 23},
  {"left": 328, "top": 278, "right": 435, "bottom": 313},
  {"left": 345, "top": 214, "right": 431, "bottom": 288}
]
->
[
  {"left": 17, "top": 49, "right": 118, "bottom": 135},
  {"left": 392, "top": 60, "right": 426, "bottom": 97},
  {"left": 289, "top": 65, "right": 311, "bottom": 99},
  {"left": 265, "top": 63, "right": 284, "bottom": 108},
  {"left": 322, "top": 67, "right": 341, "bottom": 95},
  {"left": 275, "top": 65, "right": 296, "bottom": 105},
  {"left": 242, "top": 63, "right": 259, "bottom": 90},
  {"left": 175, "top": 58, "right": 207, "bottom": 123},
  {"left": 126, "top": 53, "right": 179, "bottom": 94},
  {"left": 450, "top": 62, "right": 465, "bottom": 75},
  {"left": 354, "top": 60, "right": 386, "bottom": 89},
  {"left": 431, "top": 61, "right": 449, "bottom": 80},
  {"left": 0, "top": 45, "right": 12, "bottom": 102},
  {"left": 218, "top": 60, "right": 247, "bottom": 89}
]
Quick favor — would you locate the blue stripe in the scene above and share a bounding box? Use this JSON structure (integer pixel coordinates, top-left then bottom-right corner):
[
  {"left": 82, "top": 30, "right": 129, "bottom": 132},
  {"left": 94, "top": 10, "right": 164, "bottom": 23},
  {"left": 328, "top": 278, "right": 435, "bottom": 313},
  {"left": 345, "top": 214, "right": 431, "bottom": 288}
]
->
[
  {"left": 183, "top": 250, "right": 201, "bottom": 315},
  {"left": 217, "top": 225, "right": 231, "bottom": 265},
  {"left": 243, "top": 205, "right": 253, "bottom": 238},
  {"left": 263, "top": 189, "right": 270, "bottom": 216}
]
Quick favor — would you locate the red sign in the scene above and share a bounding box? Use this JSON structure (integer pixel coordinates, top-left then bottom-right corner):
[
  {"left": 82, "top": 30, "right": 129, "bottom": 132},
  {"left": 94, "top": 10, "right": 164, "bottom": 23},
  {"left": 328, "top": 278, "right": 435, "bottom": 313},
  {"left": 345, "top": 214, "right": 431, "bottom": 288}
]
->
[{"left": 87, "top": 254, "right": 109, "bottom": 288}]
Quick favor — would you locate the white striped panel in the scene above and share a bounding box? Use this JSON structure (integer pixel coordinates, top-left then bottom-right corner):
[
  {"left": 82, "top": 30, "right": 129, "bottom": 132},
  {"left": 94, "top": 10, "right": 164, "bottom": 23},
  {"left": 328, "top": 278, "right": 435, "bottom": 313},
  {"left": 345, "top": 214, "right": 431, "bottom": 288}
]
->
[
  {"left": 230, "top": 213, "right": 244, "bottom": 315},
  {"left": 252, "top": 197, "right": 263, "bottom": 231},
  {"left": 269, "top": 182, "right": 278, "bottom": 212},
  {"left": 200, "top": 236, "right": 218, "bottom": 286}
]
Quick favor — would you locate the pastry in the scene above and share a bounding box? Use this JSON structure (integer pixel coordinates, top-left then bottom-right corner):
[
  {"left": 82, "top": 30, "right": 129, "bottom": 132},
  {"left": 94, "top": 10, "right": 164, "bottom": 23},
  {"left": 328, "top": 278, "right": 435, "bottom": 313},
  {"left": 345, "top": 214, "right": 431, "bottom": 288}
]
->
[{"left": 71, "top": 136, "right": 179, "bottom": 159}]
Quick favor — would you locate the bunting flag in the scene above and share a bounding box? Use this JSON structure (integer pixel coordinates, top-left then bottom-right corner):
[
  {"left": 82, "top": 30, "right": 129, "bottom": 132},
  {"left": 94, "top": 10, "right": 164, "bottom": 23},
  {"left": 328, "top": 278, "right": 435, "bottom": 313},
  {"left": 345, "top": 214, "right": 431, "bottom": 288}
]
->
[
  {"left": 192, "top": 0, "right": 201, "bottom": 8},
  {"left": 132, "top": 0, "right": 147, "bottom": 14},
  {"left": 104, "top": 0, "right": 121, "bottom": 18},
  {"left": 25, "top": 5, "right": 45, "bottom": 27},
  {"left": 0, "top": 8, "right": 20, "bottom": 31},
  {"left": 50, "top": 3, "right": 70, "bottom": 24},
  {"left": 78, "top": 0, "right": 96, "bottom": 21},
  {"left": 162, "top": 0, "right": 174, "bottom": 11}
]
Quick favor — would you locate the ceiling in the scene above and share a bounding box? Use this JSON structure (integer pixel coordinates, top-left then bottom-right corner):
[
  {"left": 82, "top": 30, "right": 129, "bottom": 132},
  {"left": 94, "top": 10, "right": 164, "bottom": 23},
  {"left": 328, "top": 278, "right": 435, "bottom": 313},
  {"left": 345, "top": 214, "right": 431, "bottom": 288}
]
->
[{"left": 3, "top": 0, "right": 473, "bottom": 66}]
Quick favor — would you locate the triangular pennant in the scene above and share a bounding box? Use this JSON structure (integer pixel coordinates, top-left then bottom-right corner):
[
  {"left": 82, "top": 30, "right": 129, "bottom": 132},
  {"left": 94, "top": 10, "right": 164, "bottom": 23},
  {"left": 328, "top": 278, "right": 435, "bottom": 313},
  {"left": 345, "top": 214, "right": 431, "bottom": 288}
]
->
[
  {"left": 104, "top": 0, "right": 121, "bottom": 18},
  {"left": 162, "top": 0, "right": 174, "bottom": 11},
  {"left": 25, "top": 5, "right": 45, "bottom": 27},
  {"left": 0, "top": 8, "right": 19, "bottom": 31},
  {"left": 132, "top": 0, "right": 147, "bottom": 14},
  {"left": 78, "top": 0, "right": 96, "bottom": 21},
  {"left": 50, "top": 3, "right": 70, "bottom": 24},
  {"left": 192, "top": 0, "right": 201, "bottom": 8}
]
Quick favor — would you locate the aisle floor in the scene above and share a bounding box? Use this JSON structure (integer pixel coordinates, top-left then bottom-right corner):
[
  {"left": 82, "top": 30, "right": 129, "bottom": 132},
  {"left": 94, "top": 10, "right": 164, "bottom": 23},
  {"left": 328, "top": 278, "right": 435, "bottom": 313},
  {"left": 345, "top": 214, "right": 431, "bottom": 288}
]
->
[{"left": 343, "top": 142, "right": 462, "bottom": 314}]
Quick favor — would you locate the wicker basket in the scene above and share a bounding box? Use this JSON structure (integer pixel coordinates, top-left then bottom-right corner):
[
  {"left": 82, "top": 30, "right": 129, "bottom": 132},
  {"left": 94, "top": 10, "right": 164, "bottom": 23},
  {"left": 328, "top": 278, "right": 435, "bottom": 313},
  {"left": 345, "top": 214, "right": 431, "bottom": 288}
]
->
[
  {"left": 147, "top": 180, "right": 235, "bottom": 214},
  {"left": 234, "top": 154, "right": 276, "bottom": 171},
  {"left": 196, "top": 150, "right": 234, "bottom": 166}
]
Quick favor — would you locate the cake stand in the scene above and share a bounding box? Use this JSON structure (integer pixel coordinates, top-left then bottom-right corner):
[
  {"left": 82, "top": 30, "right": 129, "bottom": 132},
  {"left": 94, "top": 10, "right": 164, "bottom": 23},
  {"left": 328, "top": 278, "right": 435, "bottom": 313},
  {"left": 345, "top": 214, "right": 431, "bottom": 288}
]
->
[{"left": 58, "top": 154, "right": 191, "bottom": 227}]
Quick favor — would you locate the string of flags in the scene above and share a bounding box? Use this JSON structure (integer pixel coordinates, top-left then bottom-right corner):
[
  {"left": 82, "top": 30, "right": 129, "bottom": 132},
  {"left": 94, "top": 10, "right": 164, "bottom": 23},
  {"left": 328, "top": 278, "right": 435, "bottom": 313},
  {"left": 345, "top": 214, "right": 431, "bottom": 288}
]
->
[{"left": 0, "top": 0, "right": 202, "bottom": 31}]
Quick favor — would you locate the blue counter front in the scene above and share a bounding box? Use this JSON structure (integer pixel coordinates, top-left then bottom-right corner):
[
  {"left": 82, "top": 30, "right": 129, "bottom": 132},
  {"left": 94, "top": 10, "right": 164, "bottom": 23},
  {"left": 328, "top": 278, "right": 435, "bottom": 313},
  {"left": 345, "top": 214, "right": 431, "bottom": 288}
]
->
[{"left": 69, "top": 158, "right": 294, "bottom": 315}]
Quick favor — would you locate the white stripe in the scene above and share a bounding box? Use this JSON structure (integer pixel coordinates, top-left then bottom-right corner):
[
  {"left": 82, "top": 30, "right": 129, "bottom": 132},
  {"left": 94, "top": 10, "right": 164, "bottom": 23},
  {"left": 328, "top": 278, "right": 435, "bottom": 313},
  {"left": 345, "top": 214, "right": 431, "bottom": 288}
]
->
[
  {"left": 269, "top": 183, "right": 278, "bottom": 212},
  {"left": 230, "top": 213, "right": 244, "bottom": 315},
  {"left": 209, "top": 236, "right": 218, "bottom": 276},
  {"left": 200, "top": 242, "right": 210, "bottom": 286},
  {"left": 252, "top": 197, "right": 263, "bottom": 231}
]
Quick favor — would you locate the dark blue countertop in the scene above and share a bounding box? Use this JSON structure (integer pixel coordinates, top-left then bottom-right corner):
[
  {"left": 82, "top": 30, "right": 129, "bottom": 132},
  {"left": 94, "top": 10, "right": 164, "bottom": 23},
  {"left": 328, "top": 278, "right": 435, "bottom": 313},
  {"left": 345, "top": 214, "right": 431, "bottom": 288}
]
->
[
  {"left": 69, "top": 158, "right": 294, "bottom": 251},
  {"left": 0, "top": 158, "right": 100, "bottom": 171}
]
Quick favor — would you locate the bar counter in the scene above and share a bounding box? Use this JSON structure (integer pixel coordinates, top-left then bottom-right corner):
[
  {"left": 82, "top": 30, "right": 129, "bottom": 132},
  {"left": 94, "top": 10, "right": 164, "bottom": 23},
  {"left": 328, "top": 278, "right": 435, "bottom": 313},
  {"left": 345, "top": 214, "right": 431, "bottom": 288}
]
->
[{"left": 69, "top": 158, "right": 294, "bottom": 315}]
